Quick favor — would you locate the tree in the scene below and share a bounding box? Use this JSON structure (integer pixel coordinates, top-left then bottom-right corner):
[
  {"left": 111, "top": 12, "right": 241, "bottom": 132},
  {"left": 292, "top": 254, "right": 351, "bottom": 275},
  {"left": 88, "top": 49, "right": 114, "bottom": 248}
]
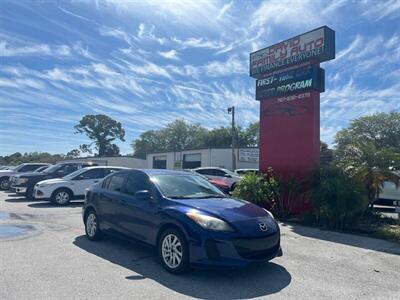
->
[
  {"left": 335, "top": 112, "right": 400, "bottom": 205},
  {"left": 131, "top": 119, "right": 259, "bottom": 158},
  {"left": 66, "top": 149, "right": 80, "bottom": 158},
  {"left": 74, "top": 114, "right": 125, "bottom": 157}
]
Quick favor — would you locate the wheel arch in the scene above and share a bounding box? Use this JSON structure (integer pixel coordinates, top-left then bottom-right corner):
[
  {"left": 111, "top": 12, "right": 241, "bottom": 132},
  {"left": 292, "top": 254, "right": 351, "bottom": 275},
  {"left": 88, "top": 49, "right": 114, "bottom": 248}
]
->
[
  {"left": 156, "top": 222, "right": 188, "bottom": 248},
  {"left": 51, "top": 186, "right": 74, "bottom": 199}
]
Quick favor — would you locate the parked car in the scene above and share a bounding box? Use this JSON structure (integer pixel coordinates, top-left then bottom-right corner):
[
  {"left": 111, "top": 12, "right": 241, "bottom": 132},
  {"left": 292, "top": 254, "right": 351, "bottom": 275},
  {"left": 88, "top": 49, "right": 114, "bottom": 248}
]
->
[
  {"left": 83, "top": 169, "right": 281, "bottom": 274},
  {"left": 184, "top": 169, "right": 231, "bottom": 193},
  {"left": 0, "top": 166, "right": 14, "bottom": 170},
  {"left": 374, "top": 180, "right": 400, "bottom": 207},
  {"left": 12, "top": 162, "right": 97, "bottom": 198},
  {"left": 34, "top": 166, "right": 127, "bottom": 205},
  {"left": 193, "top": 167, "right": 242, "bottom": 191},
  {"left": 9, "top": 165, "right": 52, "bottom": 190},
  {"left": 0, "top": 163, "right": 51, "bottom": 190},
  {"left": 234, "top": 168, "right": 259, "bottom": 176}
]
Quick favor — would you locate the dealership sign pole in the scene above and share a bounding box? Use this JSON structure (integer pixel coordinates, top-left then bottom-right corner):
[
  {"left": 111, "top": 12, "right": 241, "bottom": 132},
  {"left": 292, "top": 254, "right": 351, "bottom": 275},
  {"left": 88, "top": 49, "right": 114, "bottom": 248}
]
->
[{"left": 250, "top": 26, "right": 335, "bottom": 214}]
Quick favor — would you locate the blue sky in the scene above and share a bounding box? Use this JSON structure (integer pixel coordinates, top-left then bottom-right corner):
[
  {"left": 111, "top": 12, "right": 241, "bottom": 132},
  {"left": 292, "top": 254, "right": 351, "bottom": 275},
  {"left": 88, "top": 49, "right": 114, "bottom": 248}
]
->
[{"left": 0, "top": 0, "right": 399, "bottom": 156}]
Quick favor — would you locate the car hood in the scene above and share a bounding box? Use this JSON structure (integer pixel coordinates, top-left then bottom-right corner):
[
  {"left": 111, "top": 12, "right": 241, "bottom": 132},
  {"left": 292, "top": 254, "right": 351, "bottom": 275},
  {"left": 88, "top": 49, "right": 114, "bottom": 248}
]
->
[
  {"left": 37, "top": 178, "right": 67, "bottom": 185},
  {"left": 173, "top": 197, "right": 278, "bottom": 235},
  {"left": 174, "top": 197, "right": 267, "bottom": 222},
  {"left": 0, "top": 170, "right": 16, "bottom": 176}
]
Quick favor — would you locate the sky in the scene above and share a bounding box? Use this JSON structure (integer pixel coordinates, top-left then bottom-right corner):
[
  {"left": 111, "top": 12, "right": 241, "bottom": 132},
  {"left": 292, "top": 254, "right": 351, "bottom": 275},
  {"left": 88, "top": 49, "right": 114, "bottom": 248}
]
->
[{"left": 0, "top": 0, "right": 399, "bottom": 156}]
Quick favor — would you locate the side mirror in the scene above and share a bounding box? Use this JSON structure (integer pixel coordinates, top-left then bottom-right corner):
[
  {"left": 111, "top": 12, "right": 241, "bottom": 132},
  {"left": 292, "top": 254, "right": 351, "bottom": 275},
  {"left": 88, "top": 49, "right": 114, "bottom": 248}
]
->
[
  {"left": 57, "top": 170, "right": 65, "bottom": 177},
  {"left": 135, "top": 190, "right": 151, "bottom": 201},
  {"left": 224, "top": 174, "right": 232, "bottom": 178}
]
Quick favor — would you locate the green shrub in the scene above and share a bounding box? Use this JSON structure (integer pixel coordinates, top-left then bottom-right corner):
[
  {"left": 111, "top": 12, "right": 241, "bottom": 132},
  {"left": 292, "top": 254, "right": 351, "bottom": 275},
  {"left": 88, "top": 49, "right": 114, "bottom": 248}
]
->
[
  {"left": 232, "top": 168, "right": 279, "bottom": 210},
  {"left": 311, "top": 165, "right": 368, "bottom": 229}
]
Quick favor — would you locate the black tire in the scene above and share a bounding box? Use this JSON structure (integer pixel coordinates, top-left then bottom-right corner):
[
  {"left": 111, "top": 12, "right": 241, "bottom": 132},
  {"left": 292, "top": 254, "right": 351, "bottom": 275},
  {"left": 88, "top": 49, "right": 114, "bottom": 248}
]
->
[
  {"left": 25, "top": 186, "right": 34, "bottom": 199},
  {"left": 51, "top": 188, "right": 72, "bottom": 205},
  {"left": 158, "top": 228, "right": 190, "bottom": 274},
  {"left": 0, "top": 177, "right": 10, "bottom": 190},
  {"left": 84, "top": 209, "right": 102, "bottom": 241}
]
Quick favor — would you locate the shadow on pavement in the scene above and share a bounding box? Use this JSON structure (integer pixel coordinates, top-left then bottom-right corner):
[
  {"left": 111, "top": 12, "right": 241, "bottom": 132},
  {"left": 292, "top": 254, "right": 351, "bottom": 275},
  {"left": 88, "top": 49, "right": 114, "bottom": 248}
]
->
[
  {"left": 284, "top": 222, "right": 400, "bottom": 255},
  {"left": 28, "top": 201, "right": 84, "bottom": 208},
  {"left": 74, "top": 235, "right": 291, "bottom": 299},
  {"left": 5, "top": 197, "right": 33, "bottom": 203}
]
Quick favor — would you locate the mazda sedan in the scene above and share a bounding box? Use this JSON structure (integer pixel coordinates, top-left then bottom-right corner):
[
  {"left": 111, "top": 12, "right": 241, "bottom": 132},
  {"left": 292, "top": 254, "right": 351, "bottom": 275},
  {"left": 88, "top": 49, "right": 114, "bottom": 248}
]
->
[{"left": 82, "top": 169, "right": 282, "bottom": 274}]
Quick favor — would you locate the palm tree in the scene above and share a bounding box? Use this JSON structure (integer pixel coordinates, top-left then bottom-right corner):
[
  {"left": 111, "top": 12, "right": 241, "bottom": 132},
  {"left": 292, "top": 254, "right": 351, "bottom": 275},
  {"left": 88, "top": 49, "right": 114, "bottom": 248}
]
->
[{"left": 336, "top": 141, "right": 400, "bottom": 206}]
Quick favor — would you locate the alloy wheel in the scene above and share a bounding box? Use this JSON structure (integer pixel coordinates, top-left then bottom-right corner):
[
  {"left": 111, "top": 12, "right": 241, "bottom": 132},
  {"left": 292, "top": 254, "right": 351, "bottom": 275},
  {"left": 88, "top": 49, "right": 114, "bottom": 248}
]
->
[
  {"left": 55, "top": 191, "right": 70, "bottom": 205},
  {"left": 86, "top": 213, "right": 97, "bottom": 238},
  {"left": 161, "top": 234, "right": 183, "bottom": 269}
]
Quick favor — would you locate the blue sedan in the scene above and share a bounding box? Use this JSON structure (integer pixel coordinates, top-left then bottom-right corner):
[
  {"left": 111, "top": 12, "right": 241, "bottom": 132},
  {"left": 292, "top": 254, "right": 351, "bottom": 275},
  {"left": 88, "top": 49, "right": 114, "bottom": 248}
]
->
[{"left": 82, "top": 169, "right": 282, "bottom": 274}]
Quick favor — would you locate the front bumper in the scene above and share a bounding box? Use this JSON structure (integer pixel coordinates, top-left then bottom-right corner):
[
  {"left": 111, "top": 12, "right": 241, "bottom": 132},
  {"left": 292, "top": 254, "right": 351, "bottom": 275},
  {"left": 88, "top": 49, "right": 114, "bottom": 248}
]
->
[
  {"left": 14, "top": 187, "right": 27, "bottom": 194},
  {"left": 188, "top": 229, "right": 282, "bottom": 268},
  {"left": 33, "top": 188, "right": 48, "bottom": 199}
]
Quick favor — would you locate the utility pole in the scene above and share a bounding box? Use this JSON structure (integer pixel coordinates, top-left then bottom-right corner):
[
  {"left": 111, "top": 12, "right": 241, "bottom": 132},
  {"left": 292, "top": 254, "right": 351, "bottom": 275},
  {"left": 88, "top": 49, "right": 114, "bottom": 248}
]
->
[{"left": 227, "top": 106, "right": 236, "bottom": 171}]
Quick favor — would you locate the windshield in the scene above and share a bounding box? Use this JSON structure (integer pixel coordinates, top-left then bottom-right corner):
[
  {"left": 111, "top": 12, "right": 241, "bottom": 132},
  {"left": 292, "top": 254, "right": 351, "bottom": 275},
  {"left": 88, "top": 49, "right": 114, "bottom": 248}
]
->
[
  {"left": 42, "top": 164, "right": 61, "bottom": 173},
  {"left": 152, "top": 174, "right": 226, "bottom": 199}
]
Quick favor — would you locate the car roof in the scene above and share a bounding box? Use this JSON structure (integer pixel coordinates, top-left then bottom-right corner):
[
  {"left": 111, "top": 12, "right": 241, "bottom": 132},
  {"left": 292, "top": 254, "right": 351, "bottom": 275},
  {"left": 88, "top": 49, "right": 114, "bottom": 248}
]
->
[
  {"left": 132, "top": 169, "right": 192, "bottom": 176},
  {"left": 82, "top": 166, "right": 128, "bottom": 170},
  {"left": 194, "top": 167, "right": 225, "bottom": 170}
]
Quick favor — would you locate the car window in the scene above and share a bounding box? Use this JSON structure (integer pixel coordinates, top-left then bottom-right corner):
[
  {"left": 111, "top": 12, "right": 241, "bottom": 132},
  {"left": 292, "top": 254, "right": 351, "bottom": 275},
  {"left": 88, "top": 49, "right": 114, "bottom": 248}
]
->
[
  {"left": 108, "top": 173, "right": 126, "bottom": 192},
  {"left": 104, "top": 168, "right": 122, "bottom": 176},
  {"left": 60, "top": 164, "right": 81, "bottom": 175},
  {"left": 196, "top": 169, "right": 214, "bottom": 175},
  {"left": 124, "top": 172, "right": 151, "bottom": 196},
  {"left": 78, "top": 169, "right": 106, "bottom": 180},
  {"left": 102, "top": 176, "right": 111, "bottom": 189},
  {"left": 19, "top": 165, "right": 41, "bottom": 172},
  {"left": 213, "top": 169, "right": 227, "bottom": 177}
]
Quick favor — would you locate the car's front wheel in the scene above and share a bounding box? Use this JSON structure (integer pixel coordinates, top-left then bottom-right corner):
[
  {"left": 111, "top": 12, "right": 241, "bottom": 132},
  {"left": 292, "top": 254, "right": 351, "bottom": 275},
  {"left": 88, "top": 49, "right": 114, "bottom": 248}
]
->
[
  {"left": 0, "top": 177, "right": 9, "bottom": 190},
  {"left": 159, "top": 228, "right": 189, "bottom": 274},
  {"left": 51, "top": 188, "right": 72, "bottom": 205},
  {"left": 84, "top": 210, "right": 102, "bottom": 241}
]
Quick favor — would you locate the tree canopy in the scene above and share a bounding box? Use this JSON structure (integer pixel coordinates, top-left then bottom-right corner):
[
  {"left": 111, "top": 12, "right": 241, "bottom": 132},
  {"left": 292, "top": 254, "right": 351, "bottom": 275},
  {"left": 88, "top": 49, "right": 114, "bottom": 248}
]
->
[
  {"left": 334, "top": 112, "right": 400, "bottom": 202},
  {"left": 74, "top": 114, "right": 125, "bottom": 157},
  {"left": 132, "top": 119, "right": 259, "bottom": 158}
]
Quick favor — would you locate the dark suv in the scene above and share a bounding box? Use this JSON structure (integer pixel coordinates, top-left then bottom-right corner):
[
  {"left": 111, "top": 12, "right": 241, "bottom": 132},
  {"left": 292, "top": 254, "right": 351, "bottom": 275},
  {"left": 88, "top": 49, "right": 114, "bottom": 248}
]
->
[
  {"left": 13, "top": 162, "right": 97, "bottom": 198},
  {"left": 0, "top": 163, "right": 50, "bottom": 190}
]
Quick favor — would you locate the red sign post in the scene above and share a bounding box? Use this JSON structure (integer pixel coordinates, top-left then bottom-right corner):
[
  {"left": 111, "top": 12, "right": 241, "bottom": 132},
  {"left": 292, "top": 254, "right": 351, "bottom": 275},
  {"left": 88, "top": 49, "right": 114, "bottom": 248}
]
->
[{"left": 250, "top": 26, "right": 335, "bottom": 214}]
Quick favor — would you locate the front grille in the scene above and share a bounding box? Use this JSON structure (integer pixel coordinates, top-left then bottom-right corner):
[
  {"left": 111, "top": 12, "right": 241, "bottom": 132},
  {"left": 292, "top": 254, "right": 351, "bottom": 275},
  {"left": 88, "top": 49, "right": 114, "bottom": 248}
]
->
[{"left": 233, "top": 233, "right": 280, "bottom": 260}]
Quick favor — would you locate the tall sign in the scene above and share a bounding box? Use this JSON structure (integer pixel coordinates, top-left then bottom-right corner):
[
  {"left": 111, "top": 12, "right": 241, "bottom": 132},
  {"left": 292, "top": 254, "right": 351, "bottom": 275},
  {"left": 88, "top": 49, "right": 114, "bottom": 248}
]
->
[{"left": 250, "top": 26, "right": 335, "bottom": 214}]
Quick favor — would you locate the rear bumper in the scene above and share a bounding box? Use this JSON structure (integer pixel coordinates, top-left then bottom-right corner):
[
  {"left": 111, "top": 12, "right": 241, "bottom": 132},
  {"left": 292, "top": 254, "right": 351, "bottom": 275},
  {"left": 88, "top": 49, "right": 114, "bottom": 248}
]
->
[{"left": 188, "top": 229, "right": 282, "bottom": 268}]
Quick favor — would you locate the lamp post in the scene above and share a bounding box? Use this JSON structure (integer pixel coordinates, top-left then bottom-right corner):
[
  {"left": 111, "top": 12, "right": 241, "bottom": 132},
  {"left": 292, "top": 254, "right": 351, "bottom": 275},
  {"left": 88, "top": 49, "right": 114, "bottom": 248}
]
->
[{"left": 227, "top": 106, "right": 236, "bottom": 171}]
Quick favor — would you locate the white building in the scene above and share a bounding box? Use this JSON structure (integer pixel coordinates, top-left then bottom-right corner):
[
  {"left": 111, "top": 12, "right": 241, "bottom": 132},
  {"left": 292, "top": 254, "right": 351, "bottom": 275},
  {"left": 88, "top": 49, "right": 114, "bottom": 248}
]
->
[
  {"left": 61, "top": 156, "right": 146, "bottom": 169},
  {"left": 61, "top": 147, "right": 259, "bottom": 171},
  {"left": 146, "top": 147, "right": 259, "bottom": 171}
]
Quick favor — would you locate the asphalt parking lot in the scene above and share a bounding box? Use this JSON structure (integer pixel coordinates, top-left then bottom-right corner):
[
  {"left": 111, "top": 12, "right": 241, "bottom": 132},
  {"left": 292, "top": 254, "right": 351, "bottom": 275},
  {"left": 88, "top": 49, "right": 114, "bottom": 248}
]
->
[{"left": 1, "top": 191, "right": 399, "bottom": 300}]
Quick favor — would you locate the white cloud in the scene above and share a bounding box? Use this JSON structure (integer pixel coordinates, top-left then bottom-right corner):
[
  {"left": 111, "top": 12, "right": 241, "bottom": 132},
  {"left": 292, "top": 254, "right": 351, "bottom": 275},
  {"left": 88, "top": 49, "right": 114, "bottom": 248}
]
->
[
  {"left": 361, "top": 0, "right": 400, "bottom": 21},
  {"left": 158, "top": 49, "right": 180, "bottom": 60},
  {"left": 0, "top": 41, "right": 71, "bottom": 57}
]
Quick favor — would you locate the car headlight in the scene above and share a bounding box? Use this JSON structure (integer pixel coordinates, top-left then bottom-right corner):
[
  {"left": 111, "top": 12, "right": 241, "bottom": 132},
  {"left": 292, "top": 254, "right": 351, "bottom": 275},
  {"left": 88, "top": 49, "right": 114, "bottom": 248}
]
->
[
  {"left": 263, "top": 208, "right": 275, "bottom": 220},
  {"left": 186, "top": 212, "right": 234, "bottom": 232},
  {"left": 17, "top": 178, "right": 28, "bottom": 184}
]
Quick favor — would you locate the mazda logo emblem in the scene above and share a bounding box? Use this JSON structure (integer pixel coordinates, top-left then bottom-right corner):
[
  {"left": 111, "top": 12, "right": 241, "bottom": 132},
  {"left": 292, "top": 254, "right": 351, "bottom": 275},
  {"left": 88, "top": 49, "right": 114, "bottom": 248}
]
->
[{"left": 259, "top": 223, "right": 268, "bottom": 231}]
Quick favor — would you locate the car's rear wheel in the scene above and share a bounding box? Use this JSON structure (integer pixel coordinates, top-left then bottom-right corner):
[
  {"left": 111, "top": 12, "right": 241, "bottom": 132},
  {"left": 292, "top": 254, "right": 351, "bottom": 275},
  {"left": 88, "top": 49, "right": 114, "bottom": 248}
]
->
[
  {"left": 51, "top": 188, "right": 72, "bottom": 205},
  {"left": 159, "top": 228, "right": 189, "bottom": 274},
  {"left": 0, "top": 177, "right": 9, "bottom": 190},
  {"left": 84, "top": 210, "right": 102, "bottom": 241}
]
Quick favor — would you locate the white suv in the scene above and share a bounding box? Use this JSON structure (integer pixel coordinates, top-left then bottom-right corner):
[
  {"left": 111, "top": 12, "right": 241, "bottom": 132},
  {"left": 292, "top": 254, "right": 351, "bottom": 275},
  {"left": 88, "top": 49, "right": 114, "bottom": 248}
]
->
[
  {"left": 34, "top": 166, "right": 127, "bottom": 205},
  {"left": 193, "top": 167, "right": 242, "bottom": 190}
]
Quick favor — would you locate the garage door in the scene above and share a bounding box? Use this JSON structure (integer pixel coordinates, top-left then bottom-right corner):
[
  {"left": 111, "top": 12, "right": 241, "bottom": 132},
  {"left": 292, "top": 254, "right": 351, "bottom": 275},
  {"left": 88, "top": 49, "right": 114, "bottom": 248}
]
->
[
  {"left": 153, "top": 156, "right": 167, "bottom": 169},
  {"left": 182, "top": 153, "right": 201, "bottom": 169}
]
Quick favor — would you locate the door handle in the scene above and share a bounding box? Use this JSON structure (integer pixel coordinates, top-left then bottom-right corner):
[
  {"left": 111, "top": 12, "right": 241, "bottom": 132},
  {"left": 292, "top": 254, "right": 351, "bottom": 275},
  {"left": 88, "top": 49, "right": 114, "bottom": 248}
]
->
[{"left": 94, "top": 180, "right": 99, "bottom": 183}]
